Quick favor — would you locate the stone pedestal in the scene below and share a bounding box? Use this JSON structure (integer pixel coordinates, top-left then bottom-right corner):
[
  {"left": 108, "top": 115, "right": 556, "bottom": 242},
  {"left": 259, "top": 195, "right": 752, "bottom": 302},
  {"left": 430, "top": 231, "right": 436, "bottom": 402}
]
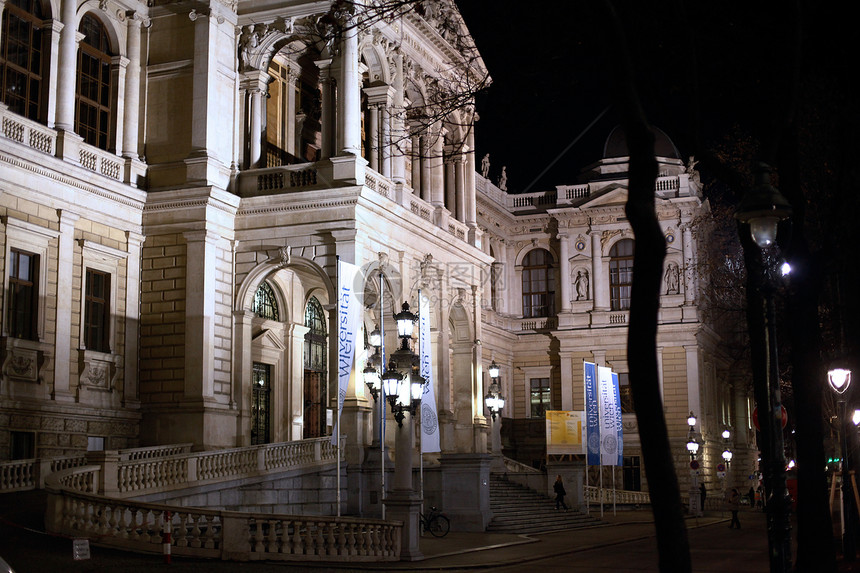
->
[
  {"left": 546, "top": 458, "right": 587, "bottom": 512},
  {"left": 439, "top": 453, "right": 492, "bottom": 531},
  {"left": 384, "top": 490, "right": 423, "bottom": 561}
]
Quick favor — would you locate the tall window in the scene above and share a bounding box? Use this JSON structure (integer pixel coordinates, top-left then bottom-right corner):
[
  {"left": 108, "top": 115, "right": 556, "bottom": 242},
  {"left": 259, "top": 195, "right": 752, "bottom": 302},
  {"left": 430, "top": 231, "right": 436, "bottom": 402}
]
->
[
  {"left": 618, "top": 372, "right": 634, "bottom": 413},
  {"left": 252, "top": 282, "right": 279, "bottom": 320},
  {"left": 84, "top": 268, "right": 110, "bottom": 352},
  {"left": 75, "top": 14, "right": 113, "bottom": 150},
  {"left": 609, "top": 239, "right": 634, "bottom": 311},
  {"left": 623, "top": 455, "right": 641, "bottom": 491},
  {"left": 522, "top": 249, "right": 555, "bottom": 318},
  {"left": 530, "top": 377, "right": 551, "bottom": 418},
  {"left": 7, "top": 248, "right": 38, "bottom": 340},
  {"left": 0, "top": 0, "right": 47, "bottom": 121},
  {"left": 251, "top": 362, "right": 271, "bottom": 445},
  {"left": 303, "top": 296, "right": 327, "bottom": 438}
]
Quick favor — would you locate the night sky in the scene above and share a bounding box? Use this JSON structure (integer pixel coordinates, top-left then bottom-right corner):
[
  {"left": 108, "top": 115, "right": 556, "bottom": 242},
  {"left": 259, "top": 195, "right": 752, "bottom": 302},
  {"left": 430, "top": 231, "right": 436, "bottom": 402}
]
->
[{"left": 457, "top": 1, "right": 857, "bottom": 196}]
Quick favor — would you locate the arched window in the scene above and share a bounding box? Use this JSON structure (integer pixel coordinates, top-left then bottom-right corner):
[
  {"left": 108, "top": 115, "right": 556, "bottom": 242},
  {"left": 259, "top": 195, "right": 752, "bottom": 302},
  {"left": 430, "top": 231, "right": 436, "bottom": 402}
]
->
[
  {"left": 252, "top": 282, "right": 279, "bottom": 320},
  {"left": 521, "top": 249, "right": 555, "bottom": 318},
  {"left": 609, "top": 239, "right": 635, "bottom": 311},
  {"left": 76, "top": 14, "right": 113, "bottom": 150},
  {"left": 0, "top": 0, "right": 48, "bottom": 122},
  {"left": 303, "top": 296, "right": 327, "bottom": 438}
]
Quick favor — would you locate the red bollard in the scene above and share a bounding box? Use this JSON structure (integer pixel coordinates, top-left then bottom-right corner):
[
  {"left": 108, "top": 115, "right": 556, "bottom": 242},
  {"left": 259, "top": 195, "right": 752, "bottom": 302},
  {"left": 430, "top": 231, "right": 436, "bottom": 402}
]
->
[{"left": 162, "top": 511, "right": 172, "bottom": 564}]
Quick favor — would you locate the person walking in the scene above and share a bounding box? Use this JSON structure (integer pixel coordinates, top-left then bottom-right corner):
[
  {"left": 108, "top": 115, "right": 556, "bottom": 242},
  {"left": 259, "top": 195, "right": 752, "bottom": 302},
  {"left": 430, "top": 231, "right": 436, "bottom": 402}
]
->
[
  {"left": 726, "top": 487, "right": 741, "bottom": 529},
  {"left": 699, "top": 482, "right": 707, "bottom": 512},
  {"left": 553, "top": 475, "right": 568, "bottom": 510}
]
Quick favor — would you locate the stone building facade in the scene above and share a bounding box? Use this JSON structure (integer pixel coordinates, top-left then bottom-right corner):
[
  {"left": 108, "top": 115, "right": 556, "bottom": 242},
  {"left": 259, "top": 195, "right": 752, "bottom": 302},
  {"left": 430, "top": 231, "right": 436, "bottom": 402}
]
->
[
  {"left": 477, "top": 128, "right": 756, "bottom": 495},
  {"left": 0, "top": 0, "right": 752, "bottom": 526}
]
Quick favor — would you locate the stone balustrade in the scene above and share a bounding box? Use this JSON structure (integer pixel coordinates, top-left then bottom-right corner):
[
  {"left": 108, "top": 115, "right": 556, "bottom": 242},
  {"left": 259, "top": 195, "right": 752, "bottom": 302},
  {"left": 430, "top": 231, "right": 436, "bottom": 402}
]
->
[
  {"left": 44, "top": 487, "right": 401, "bottom": 562},
  {"left": 1, "top": 106, "right": 146, "bottom": 186},
  {"left": 43, "top": 436, "right": 401, "bottom": 562},
  {"left": 0, "top": 459, "right": 36, "bottom": 492},
  {"left": 119, "top": 443, "right": 193, "bottom": 461},
  {"left": 104, "top": 437, "right": 340, "bottom": 498},
  {"left": 585, "top": 485, "right": 652, "bottom": 506}
]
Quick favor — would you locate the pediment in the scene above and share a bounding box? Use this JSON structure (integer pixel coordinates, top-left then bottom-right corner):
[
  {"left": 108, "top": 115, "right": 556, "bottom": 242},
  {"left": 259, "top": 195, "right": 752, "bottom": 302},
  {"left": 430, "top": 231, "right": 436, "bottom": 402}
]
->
[
  {"left": 579, "top": 183, "right": 628, "bottom": 208},
  {"left": 252, "top": 329, "right": 287, "bottom": 351}
]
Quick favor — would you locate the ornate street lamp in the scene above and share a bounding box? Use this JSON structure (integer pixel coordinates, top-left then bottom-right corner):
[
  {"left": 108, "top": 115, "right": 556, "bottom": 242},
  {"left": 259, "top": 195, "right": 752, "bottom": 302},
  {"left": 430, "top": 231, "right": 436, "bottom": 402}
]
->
[
  {"left": 394, "top": 302, "right": 416, "bottom": 348},
  {"left": 685, "top": 412, "right": 702, "bottom": 515},
  {"left": 382, "top": 359, "right": 407, "bottom": 426},
  {"left": 829, "top": 366, "right": 854, "bottom": 561},
  {"left": 736, "top": 162, "right": 793, "bottom": 573},
  {"left": 485, "top": 360, "right": 506, "bottom": 421}
]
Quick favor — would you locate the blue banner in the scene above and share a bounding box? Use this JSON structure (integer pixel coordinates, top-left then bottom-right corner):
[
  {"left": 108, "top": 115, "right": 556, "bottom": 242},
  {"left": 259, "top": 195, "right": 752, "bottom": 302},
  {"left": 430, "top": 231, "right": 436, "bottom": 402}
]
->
[
  {"left": 612, "top": 372, "right": 623, "bottom": 467},
  {"left": 584, "top": 362, "right": 600, "bottom": 466}
]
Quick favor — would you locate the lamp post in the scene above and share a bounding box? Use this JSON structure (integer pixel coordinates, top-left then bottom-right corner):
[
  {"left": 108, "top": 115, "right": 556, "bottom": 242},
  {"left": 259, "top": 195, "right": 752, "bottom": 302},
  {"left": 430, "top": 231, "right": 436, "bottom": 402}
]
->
[
  {"left": 485, "top": 360, "right": 506, "bottom": 472},
  {"left": 829, "top": 367, "right": 854, "bottom": 561},
  {"left": 736, "top": 162, "right": 792, "bottom": 573},
  {"left": 686, "top": 412, "right": 702, "bottom": 516},
  {"left": 720, "top": 429, "right": 732, "bottom": 501},
  {"left": 376, "top": 301, "right": 424, "bottom": 561}
]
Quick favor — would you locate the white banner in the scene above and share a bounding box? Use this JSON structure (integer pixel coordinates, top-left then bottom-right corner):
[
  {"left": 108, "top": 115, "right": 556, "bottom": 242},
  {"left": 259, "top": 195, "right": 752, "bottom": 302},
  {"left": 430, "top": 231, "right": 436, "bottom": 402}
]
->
[
  {"left": 419, "top": 291, "right": 440, "bottom": 452},
  {"left": 598, "top": 366, "right": 621, "bottom": 466},
  {"left": 332, "top": 260, "right": 363, "bottom": 446}
]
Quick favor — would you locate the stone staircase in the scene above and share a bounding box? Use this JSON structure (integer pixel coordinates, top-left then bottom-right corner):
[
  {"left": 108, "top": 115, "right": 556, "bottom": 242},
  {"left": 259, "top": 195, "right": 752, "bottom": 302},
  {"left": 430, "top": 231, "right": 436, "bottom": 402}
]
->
[{"left": 487, "top": 474, "right": 605, "bottom": 534}]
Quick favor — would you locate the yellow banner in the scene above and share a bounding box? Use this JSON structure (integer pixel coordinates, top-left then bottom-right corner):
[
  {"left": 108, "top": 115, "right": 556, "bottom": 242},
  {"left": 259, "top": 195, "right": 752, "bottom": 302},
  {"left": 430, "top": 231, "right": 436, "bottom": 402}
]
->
[{"left": 546, "top": 410, "right": 585, "bottom": 455}]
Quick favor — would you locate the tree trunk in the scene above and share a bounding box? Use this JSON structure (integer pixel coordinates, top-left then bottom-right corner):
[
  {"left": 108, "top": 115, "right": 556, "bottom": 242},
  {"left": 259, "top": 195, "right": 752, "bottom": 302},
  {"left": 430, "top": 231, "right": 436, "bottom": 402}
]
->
[{"left": 603, "top": 2, "right": 692, "bottom": 571}]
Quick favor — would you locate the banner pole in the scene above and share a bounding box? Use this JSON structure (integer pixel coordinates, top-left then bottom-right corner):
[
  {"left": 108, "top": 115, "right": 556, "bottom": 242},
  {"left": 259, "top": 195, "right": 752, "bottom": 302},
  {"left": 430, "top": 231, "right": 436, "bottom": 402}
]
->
[
  {"left": 600, "top": 461, "right": 604, "bottom": 518},
  {"left": 335, "top": 256, "right": 341, "bottom": 517},
  {"left": 379, "top": 269, "right": 386, "bottom": 520},
  {"left": 418, "top": 289, "right": 425, "bottom": 517}
]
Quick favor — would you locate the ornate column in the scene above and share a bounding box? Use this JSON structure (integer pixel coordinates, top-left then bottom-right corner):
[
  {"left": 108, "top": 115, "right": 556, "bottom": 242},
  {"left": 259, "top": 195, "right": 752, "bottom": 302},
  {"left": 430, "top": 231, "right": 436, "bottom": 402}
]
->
[
  {"left": 420, "top": 134, "right": 431, "bottom": 202},
  {"left": 364, "top": 85, "right": 393, "bottom": 173},
  {"left": 366, "top": 102, "right": 379, "bottom": 170},
  {"left": 411, "top": 133, "right": 422, "bottom": 192},
  {"left": 52, "top": 210, "right": 79, "bottom": 402},
  {"left": 429, "top": 124, "right": 445, "bottom": 208},
  {"left": 241, "top": 71, "right": 269, "bottom": 169},
  {"left": 45, "top": 20, "right": 63, "bottom": 128},
  {"left": 464, "top": 119, "right": 478, "bottom": 242},
  {"left": 455, "top": 154, "right": 466, "bottom": 222},
  {"left": 315, "top": 59, "right": 334, "bottom": 159},
  {"left": 339, "top": 11, "right": 361, "bottom": 155},
  {"left": 110, "top": 55, "right": 129, "bottom": 154},
  {"left": 444, "top": 156, "right": 456, "bottom": 213},
  {"left": 558, "top": 233, "right": 571, "bottom": 312},
  {"left": 54, "top": 0, "right": 78, "bottom": 131},
  {"left": 391, "top": 50, "right": 406, "bottom": 184},
  {"left": 592, "top": 232, "right": 609, "bottom": 310},
  {"left": 122, "top": 13, "right": 143, "bottom": 159},
  {"left": 380, "top": 105, "right": 392, "bottom": 177}
]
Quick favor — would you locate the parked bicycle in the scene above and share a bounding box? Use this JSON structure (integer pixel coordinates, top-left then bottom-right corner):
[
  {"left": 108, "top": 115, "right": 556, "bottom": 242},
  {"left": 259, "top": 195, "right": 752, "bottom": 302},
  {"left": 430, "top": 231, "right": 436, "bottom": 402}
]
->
[{"left": 419, "top": 506, "right": 450, "bottom": 537}]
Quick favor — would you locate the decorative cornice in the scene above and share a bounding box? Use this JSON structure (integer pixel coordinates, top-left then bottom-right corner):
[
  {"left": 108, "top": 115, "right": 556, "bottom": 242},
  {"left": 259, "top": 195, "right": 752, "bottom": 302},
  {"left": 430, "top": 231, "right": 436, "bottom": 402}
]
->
[
  {"left": 236, "top": 197, "right": 360, "bottom": 217},
  {"left": 0, "top": 151, "right": 144, "bottom": 212}
]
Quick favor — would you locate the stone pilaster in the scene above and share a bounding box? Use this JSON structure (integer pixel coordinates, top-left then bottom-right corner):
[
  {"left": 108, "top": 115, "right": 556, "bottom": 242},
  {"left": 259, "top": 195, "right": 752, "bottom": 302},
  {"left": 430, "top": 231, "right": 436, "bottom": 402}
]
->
[
  {"left": 183, "top": 230, "right": 219, "bottom": 400},
  {"left": 123, "top": 231, "right": 143, "bottom": 409},
  {"left": 52, "top": 210, "right": 79, "bottom": 402}
]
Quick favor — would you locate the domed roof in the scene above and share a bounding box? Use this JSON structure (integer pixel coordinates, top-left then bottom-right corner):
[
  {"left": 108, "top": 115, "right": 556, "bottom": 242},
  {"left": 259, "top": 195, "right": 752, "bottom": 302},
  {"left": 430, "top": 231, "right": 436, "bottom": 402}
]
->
[{"left": 603, "top": 125, "right": 682, "bottom": 160}]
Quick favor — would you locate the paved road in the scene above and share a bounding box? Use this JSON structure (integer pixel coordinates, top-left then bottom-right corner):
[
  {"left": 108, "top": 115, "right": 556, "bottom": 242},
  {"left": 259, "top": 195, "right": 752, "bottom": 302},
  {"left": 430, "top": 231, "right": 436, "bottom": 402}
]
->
[{"left": 0, "top": 490, "right": 785, "bottom": 572}]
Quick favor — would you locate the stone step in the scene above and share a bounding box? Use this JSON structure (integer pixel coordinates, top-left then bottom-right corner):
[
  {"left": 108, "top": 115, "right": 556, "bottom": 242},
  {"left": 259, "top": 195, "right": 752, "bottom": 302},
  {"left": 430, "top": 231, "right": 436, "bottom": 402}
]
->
[{"left": 487, "top": 475, "right": 604, "bottom": 534}]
